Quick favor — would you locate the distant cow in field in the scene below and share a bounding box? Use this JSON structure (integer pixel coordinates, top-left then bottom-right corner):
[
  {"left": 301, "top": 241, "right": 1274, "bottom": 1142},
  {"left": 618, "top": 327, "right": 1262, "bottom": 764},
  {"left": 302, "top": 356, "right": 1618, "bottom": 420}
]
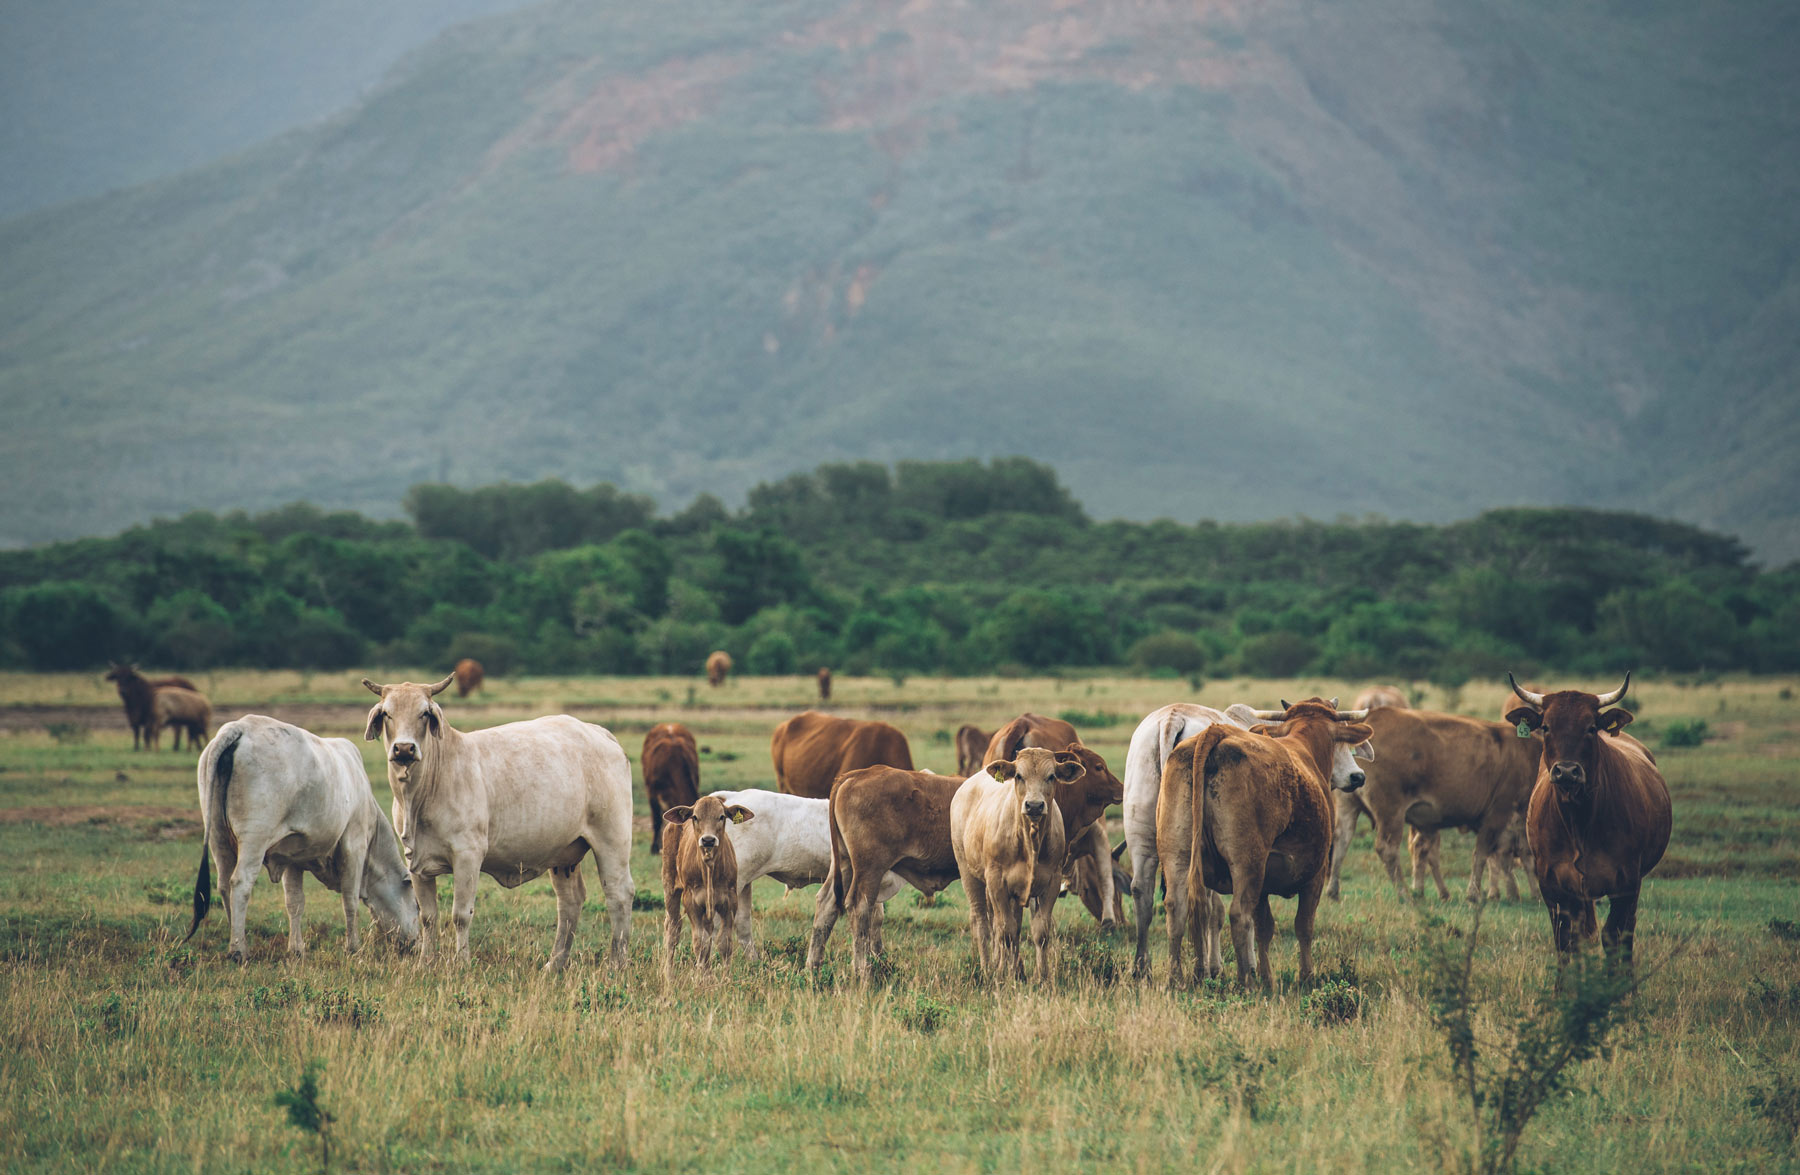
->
[
  {"left": 105, "top": 663, "right": 200, "bottom": 750},
  {"left": 362, "top": 675, "right": 634, "bottom": 969},
  {"left": 641, "top": 723, "right": 700, "bottom": 855},
  {"left": 453, "top": 658, "right": 484, "bottom": 697},
  {"left": 660, "top": 793, "right": 754, "bottom": 977},
  {"left": 817, "top": 667, "right": 832, "bottom": 702},
  {"left": 152, "top": 687, "right": 212, "bottom": 752},
  {"left": 706, "top": 788, "right": 904, "bottom": 958},
  {"left": 1507, "top": 673, "right": 1671, "bottom": 972},
  {"left": 1162, "top": 699, "right": 1374, "bottom": 988},
  {"left": 982, "top": 713, "right": 1126, "bottom": 930},
  {"left": 186, "top": 715, "right": 419, "bottom": 961},
  {"left": 955, "top": 725, "right": 992, "bottom": 777},
  {"left": 808, "top": 766, "right": 962, "bottom": 980},
  {"left": 707, "top": 651, "right": 732, "bottom": 687},
  {"left": 771, "top": 711, "right": 914, "bottom": 799},
  {"left": 953, "top": 747, "right": 1079, "bottom": 982}
]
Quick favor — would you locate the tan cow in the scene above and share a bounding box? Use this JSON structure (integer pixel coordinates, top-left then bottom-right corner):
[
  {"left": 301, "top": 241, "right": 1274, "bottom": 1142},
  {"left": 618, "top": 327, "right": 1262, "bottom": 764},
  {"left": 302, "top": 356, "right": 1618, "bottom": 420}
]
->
[
  {"left": 817, "top": 666, "right": 832, "bottom": 702},
  {"left": 706, "top": 650, "right": 732, "bottom": 687},
  {"left": 1328, "top": 707, "right": 1541, "bottom": 904},
  {"left": 982, "top": 713, "right": 1125, "bottom": 929},
  {"left": 641, "top": 723, "right": 700, "bottom": 855},
  {"left": 151, "top": 687, "right": 212, "bottom": 751},
  {"left": 1160, "top": 699, "right": 1373, "bottom": 989},
  {"left": 771, "top": 711, "right": 914, "bottom": 800},
  {"left": 660, "top": 794, "right": 754, "bottom": 977},
  {"left": 453, "top": 658, "right": 484, "bottom": 697},
  {"left": 955, "top": 725, "right": 992, "bottom": 777},
  {"left": 807, "top": 766, "right": 961, "bottom": 980},
  {"left": 952, "top": 748, "right": 1079, "bottom": 982},
  {"left": 1408, "top": 811, "right": 1538, "bottom": 902}
]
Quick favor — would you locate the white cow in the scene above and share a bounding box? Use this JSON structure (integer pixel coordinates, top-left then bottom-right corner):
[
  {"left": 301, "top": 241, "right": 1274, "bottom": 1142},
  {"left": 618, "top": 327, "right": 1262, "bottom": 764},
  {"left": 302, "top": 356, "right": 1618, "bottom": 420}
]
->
[
  {"left": 708, "top": 788, "right": 904, "bottom": 959},
  {"left": 1123, "top": 701, "right": 1370, "bottom": 979},
  {"left": 185, "top": 715, "right": 419, "bottom": 962},
  {"left": 361, "top": 675, "right": 634, "bottom": 970}
]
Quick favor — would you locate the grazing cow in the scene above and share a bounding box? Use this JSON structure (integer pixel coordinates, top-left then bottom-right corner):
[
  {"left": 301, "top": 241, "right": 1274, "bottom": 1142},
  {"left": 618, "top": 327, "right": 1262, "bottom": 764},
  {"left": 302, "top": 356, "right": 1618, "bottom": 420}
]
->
[
  {"left": 660, "top": 794, "right": 754, "bottom": 977},
  {"left": 808, "top": 766, "right": 962, "bottom": 980},
  {"left": 641, "top": 723, "right": 700, "bottom": 855},
  {"left": 361, "top": 675, "right": 634, "bottom": 969},
  {"left": 185, "top": 716, "right": 419, "bottom": 961},
  {"left": 1327, "top": 707, "right": 1542, "bottom": 903},
  {"left": 1121, "top": 702, "right": 1278, "bottom": 979},
  {"left": 982, "top": 713, "right": 1126, "bottom": 930},
  {"left": 453, "top": 658, "right": 484, "bottom": 697},
  {"left": 817, "top": 666, "right": 832, "bottom": 702},
  {"left": 955, "top": 725, "right": 992, "bottom": 777},
  {"left": 151, "top": 687, "right": 212, "bottom": 751},
  {"left": 771, "top": 711, "right": 914, "bottom": 800},
  {"left": 1506, "top": 673, "right": 1671, "bottom": 971},
  {"left": 952, "top": 748, "right": 1079, "bottom": 982},
  {"left": 707, "top": 650, "right": 732, "bottom": 687},
  {"left": 706, "top": 788, "right": 904, "bottom": 958},
  {"left": 1161, "top": 699, "right": 1374, "bottom": 988},
  {"left": 105, "top": 664, "right": 199, "bottom": 750}
]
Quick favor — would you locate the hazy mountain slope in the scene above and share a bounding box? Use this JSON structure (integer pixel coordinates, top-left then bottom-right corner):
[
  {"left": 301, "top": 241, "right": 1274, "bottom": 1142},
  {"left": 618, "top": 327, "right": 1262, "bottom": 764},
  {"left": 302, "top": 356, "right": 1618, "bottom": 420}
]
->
[
  {"left": 0, "top": 0, "right": 537, "bottom": 217},
  {"left": 1, "top": 0, "right": 1795, "bottom": 557}
]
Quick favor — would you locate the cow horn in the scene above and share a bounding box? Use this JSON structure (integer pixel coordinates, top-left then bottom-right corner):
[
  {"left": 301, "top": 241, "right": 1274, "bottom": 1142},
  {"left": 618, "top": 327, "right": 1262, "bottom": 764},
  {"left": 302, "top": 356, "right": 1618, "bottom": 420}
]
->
[
  {"left": 1251, "top": 708, "right": 1287, "bottom": 721},
  {"left": 1279, "top": 699, "right": 1292, "bottom": 710},
  {"left": 1507, "top": 673, "right": 1544, "bottom": 709},
  {"left": 427, "top": 673, "right": 456, "bottom": 697},
  {"left": 1336, "top": 709, "right": 1370, "bottom": 721},
  {"left": 361, "top": 678, "right": 385, "bottom": 697},
  {"left": 1596, "top": 671, "right": 1631, "bottom": 708}
]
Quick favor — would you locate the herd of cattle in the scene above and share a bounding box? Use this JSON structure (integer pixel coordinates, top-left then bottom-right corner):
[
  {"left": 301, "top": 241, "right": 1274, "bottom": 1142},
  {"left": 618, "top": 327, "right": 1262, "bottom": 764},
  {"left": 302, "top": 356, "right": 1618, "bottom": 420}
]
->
[{"left": 148, "top": 663, "right": 1672, "bottom": 987}]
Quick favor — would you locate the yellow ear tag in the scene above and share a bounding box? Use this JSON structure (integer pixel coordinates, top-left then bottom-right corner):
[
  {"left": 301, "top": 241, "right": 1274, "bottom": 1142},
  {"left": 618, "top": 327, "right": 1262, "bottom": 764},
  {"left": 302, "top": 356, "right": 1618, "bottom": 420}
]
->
[{"left": 1516, "top": 721, "right": 1532, "bottom": 738}]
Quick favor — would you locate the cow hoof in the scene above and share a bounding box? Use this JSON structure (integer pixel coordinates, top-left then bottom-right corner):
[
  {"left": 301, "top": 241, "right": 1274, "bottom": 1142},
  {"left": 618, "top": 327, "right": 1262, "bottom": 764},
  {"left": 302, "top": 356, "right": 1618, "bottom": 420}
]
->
[
  {"left": 227, "top": 949, "right": 245, "bottom": 965},
  {"left": 542, "top": 957, "right": 568, "bottom": 973}
]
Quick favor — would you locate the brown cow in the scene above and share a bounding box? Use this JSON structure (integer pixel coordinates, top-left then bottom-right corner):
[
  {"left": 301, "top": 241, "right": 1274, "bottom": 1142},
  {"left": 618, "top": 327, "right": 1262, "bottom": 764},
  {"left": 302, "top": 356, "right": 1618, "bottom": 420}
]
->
[
  {"left": 807, "top": 766, "right": 962, "bottom": 980},
  {"left": 771, "top": 711, "right": 914, "bottom": 800},
  {"left": 453, "top": 658, "right": 484, "bottom": 697},
  {"left": 1408, "top": 811, "right": 1538, "bottom": 902},
  {"left": 1160, "top": 699, "right": 1373, "bottom": 988},
  {"left": 1354, "top": 684, "right": 1410, "bottom": 711},
  {"left": 817, "top": 666, "right": 832, "bottom": 702},
  {"left": 1328, "top": 707, "right": 1541, "bottom": 904},
  {"left": 641, "top": 723, "right": 700, "bottom": 854},
  {"left": 955, "top": 725, "right": 992, "bottom": 777},
  {"left": 706, "top": 650, "right": 732, "bottom": 687},
  {"left": 952, "top": 748, "right": 1078, "bottom": 982},
  {"left": 105, "top": 664, "right": 199, "bottom": 750},
  {"left": 660, "top": 794, "right": 754, "bottom": 977},
  {"left": 1506, "top": 673, "right": 1671, "bottom": 972},
  {"left": 151, "top": 687, "right": 212, "bottom": 752},
  {"left": 982, "top": 713, "right": 1126, "bottom": 930}
]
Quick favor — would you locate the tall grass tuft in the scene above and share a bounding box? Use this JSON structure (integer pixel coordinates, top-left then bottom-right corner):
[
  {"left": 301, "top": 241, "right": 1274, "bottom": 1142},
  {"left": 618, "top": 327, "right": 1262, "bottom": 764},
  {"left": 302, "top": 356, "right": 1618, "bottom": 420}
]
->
[{"left": 273, "top": 1059, "right": 335, "bottom": 1174}]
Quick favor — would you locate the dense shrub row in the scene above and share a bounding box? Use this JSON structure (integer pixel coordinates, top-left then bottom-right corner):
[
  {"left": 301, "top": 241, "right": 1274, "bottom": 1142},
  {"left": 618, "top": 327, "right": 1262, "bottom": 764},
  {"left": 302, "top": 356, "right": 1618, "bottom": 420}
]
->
[{"left": 3, "top": 459, "right": 1796, "bottom": 678}]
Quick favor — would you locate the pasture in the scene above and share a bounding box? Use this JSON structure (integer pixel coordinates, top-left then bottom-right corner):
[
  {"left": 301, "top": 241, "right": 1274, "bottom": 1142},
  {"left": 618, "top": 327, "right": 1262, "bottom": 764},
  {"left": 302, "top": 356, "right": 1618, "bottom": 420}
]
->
[{"left": 1, "top": 670, "right": 1796, "bottom": 1172}]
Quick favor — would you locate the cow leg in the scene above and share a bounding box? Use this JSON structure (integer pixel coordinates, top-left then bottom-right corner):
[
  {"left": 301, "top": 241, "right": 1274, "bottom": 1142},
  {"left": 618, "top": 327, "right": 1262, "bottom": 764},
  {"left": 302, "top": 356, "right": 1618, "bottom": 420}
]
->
[
  {"left": 1602, "top": 889, "right": 1640, "bottom": 969},
  {"left": 1545, "top": 897, "right": 1582, "bottom": 977},
  {"left": 544, "top": 866, "right": 584, "bottom": 973},
  {"left": 592, "top": 848, "right": 633, "bottom": 968},
  {"left": 805, "top": 867, "right": 842, "bottom": 974},
  {"left": 338, "top": 844, "right": 366, "bottom": 955},
  {"left": 1077, "top": 823, "right": 1115, "bottom": 932},
  {"left": 1327, "top": 796, "right": 1361, "bottom": 901},
  {"left": 1227, "top": 862, "right": 1266, "bottom": 989},
  {"left": 413, "top": 873, "right": 440, "bottom": 959},
  {"left": 1130, "top": 842, "right": 1159, "bottom": 980},
  {"left": 997, "top": 885, "right": 1026, "bottom": 983},
  {"left": 1201, "top": 889, "right": 1226, "bottom": 980},
  {"left": 449, "top": 856, "right": 481, "bottom": 963},
  {"left": 1185, "top": 882, "right": 1211, "bottom": 988},
  {"left": 225, "top": 847, "right": 265, "bottom": 964},
  {"left": 1031, "top": 889, "right": 1056, "bottom": 984},
  {"left": 282, "top": 866, "right": 308, "bottom": 959},
  {"left": 735, "top": 883, "right": 758, "bottom": 960},
  {"left": 1294, "top": 872, "right": 1326, "bottom": 985},
  {"left": 662, "top": 891, "right": 685, "bottom": 982},
  {"left": 718, "top": 899, "right": 736, "bottom": 969},
  {"left": 1161, "top": 845, "right": 1191, "bottom": 990},
  {"left": 1252, "top": 896, "right": 1276, "bottom": 990},
  {"left": 1466, "top": 819, "right": 1506, "bottom": 904},
  {"left": 649, "top": 795, "right": 665, "bottom": 855},
  {"left": 848, "top": 869, "right": 888, "bottom": 982},
  {"left": 961, "top": 869, "right": 993, "bottom": 976},
  {"left": 693, "top": 903, "right": 715, "bottom": 972},
  {"left": 1371, "top": 816, "right": 1408, "bottom": 902}
]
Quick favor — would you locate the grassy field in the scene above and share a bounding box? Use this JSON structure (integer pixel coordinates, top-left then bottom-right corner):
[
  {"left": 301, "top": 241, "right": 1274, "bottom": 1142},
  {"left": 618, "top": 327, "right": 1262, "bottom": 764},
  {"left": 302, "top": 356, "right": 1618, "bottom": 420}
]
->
[{"left": 1, "top": 670, "right": 1796, "bottom": 1172}]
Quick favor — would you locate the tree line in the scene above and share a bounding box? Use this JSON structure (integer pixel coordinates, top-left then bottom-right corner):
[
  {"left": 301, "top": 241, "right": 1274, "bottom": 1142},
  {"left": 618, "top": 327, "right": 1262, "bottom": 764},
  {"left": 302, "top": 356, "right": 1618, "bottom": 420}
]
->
[{"left": 2, "top": 458, "right": 1796, "bottom": 681}]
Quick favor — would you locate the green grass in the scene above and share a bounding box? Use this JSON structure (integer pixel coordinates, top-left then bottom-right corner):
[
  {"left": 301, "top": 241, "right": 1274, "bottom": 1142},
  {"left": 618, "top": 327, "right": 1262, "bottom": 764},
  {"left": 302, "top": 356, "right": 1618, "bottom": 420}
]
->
[{"left": 1, "top": 672, "right": 1797, "bottom": 1171}]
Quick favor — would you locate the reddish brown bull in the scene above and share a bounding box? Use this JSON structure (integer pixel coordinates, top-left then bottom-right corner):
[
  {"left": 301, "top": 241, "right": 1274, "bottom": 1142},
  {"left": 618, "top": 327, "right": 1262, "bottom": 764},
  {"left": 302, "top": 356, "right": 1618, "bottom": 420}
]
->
[
  {"left": 1507, "top": 673, "right": 1671, "bottom": 972},
  {"left": 770, "top": 711, "right": 913, "bottom": 800},
  {"left": 641, "top": 723, "right": 700, "bottom": 855},
  {"left": 453, "top": 658, "right": 484, "bottom": 697},
  {"left": 706, "top": 651, "right": 732, "bottom": 687},
  {"left": 817, "top": 666, "right": 832, "bottom": 702},
  {"left": 105, "top": 663, "right": 200, "bottom": 750}
]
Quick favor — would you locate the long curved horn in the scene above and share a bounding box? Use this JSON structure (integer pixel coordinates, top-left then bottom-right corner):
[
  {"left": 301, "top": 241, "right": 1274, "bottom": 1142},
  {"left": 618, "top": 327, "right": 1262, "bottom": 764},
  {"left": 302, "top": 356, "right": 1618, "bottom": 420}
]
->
[
  {"left": 1251, "top": 708, "right": 1287, "bottom": 721},
  {"left": 1596, "top": 671, "right": 1631, "bottom": 708},
  {"left": 361, "top": 678, "right": 385, "bottom": 697},
  {"left": 1335, "top": 709, "right": 1370, "bottom": 721},
  {"left": 426, "top": 673, "right": 456, "bottom": 697},
  {"left": 1507, "top": 673, "right": 1544, "bottom": 709}
]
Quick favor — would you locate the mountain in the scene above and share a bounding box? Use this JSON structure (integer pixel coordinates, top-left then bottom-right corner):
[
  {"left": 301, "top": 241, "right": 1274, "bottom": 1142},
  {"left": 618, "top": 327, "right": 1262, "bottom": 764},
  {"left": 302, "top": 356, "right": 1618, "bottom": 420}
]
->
[{"left": 2, "top": 0, "right": 1796, "bottom": 559}]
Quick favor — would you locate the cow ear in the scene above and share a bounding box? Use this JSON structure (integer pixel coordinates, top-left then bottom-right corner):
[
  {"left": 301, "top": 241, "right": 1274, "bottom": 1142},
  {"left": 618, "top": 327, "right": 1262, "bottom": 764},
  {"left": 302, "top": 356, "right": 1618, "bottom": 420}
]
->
[
  {"left": 986, "top": 760, "right": 1015, "bottom": 782},
  {"left": 1505, "top": 707, "right": 1541, "bottom": 733},
  {"left": 1353, "top": 740, "right": 1376, "bottom": 762},
  {"left": 663, "top": 806, "right": 695, "bottom": 825},
  {"left": 1249, "top": 721, "right": 1289, "bottom": 737},
  {"left": 1597, "top": 708, "right": 1634, "bottom": 734},
  {"left": 726, "top": 805, "right": 754, "bottom": 824},
  {"left": 1337, "top": 722, "right": 1374, "bottom": 745},
  {"left": 363, "top": 704, "right": 386, "bottom": 742},
  {"left": 1052, "top": 752, "right": 1086, "bottom": 783},
  {"left": 425, "top": 704, "right": 442, "bottom": 736}
]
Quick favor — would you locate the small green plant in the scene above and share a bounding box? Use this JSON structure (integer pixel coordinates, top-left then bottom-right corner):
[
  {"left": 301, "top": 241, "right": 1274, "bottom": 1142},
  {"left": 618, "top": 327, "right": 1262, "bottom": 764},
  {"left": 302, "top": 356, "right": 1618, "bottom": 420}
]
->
[
  {"left": 1301, "top": 977, "right": 1363, "bottom": 1025},
  {"left": 898, "top": 993, "right": 952, "bottom": 1034},
  {"left": 1662, "top": 719, "right": 1709, "bottom": 748},
  {"left": 273, "top": 1059, "right": 334, "bottom": 1174},
  {"left": 631, "top": 889, "right": 665, "bottom": 912},
  {"left": 1055, "top": 709, "right": 1124, "bottom": 728},
  {"left": 310, "top": 986, "right": 381, "bottom": 1028},
  {"left": 43, "top": 722, "right": 88, "bottom": 744},
  {"left": 1769, "top": 919, "right": 1800, "bottom": 943},
  {"left": 1175, "top": 1043, "right": 1276, "bottom": 1119},
  {"left": 574, "top": 979, "right": 628, "bottom": 1013},
  {"left": 1747, "top": 1056, "right": 1800, "bottom": 1142},
  {"left": 1780, "top": 687, "right": 1794, "bottom": 701},
  {"left": 1749, "top": 977, "right": 1800, "bottom": 1013},
  {"left": 1061, "top": 934, "right": 1120, "bottom": 987}
]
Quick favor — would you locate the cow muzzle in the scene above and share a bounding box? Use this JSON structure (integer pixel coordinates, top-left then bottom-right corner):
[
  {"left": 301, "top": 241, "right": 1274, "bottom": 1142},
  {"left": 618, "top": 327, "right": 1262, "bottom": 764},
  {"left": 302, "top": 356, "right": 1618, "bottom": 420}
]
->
[
  {"left": 1338, "top": 770, "right": 1366, "bottom": 792},
  {"left": 1023, "top": 799, "right": 1047, "bottom": 818},
  {"left": 390, "top": 742, "right": 419, "bottom": 766},
  {"left": 1550, "top": 761, "right": 1586, "bottom": 790},
  {"left": 699, "top": 835, "right": 719, "bottom": 851}
]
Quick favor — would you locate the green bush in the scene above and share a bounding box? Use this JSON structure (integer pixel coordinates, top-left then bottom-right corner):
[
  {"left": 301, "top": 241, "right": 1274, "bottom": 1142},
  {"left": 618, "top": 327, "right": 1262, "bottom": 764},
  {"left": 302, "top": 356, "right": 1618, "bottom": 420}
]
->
[
  {"left": 746, "top": 630, "right": 799, "bottom": 675},
  {"left": 1128, "top": 630, "right": 1208, "bottom": 675},
  {"left": 1, "top": 581, "right": 137, "bottom": 670},
  {"left": 1661, "top": 718, "right": 1709, "bottom": 748}
]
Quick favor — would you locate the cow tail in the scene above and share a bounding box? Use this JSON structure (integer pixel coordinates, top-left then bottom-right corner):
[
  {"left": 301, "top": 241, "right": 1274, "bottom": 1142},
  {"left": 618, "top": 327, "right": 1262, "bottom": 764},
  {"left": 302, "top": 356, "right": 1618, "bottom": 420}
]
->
[
  {"left": 1188, "top": 726, "right": 1233, "bottom": 885},
  {"left": 826, "top": 796, "right": 850, "bottom": 914},
  {"left": 185, "top": 725, "right": 242, "bottom": 942}
]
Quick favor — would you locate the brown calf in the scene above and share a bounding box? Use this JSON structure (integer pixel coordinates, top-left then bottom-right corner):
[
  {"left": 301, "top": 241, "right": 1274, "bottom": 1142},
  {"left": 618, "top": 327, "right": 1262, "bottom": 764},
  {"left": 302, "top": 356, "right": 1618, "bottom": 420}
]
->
[
  {"left": 151, "top": 686, "right": 212, "bottom": 752},
  {"left": 641, "top": 723, "right": 700, "bottom": 854},
  {"left": 105, "top": 664, "right": 199, "bottom": 750},
  {"left": 661, "top": 794, "right": 754, "bottom": 977}
]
